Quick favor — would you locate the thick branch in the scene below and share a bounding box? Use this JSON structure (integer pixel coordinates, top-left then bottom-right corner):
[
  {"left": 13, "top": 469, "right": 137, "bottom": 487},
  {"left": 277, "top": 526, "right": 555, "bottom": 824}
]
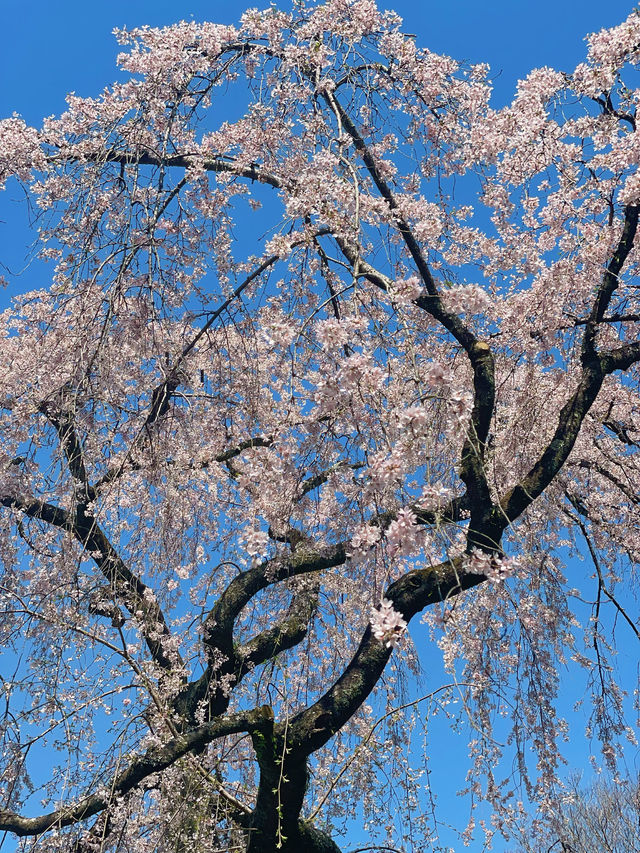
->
[
  {"left": 331, "top": 234, "right": 496, "bottom": 543},
  {"left": 285, "top": 555, "right": 478, "bottom": 756},
  {"left": 39, "top": 395, "right": 90, "bottom": 500},
  {"left": 458, "top": 341, "right": 496, "bottom": 549},
  {"left": 0, "top": 707, "right": 273, "bottom": 838},
  {"left": 601, "top": 339, "right": 640, "bottom": 372},
  {"left": 203, "top": 542, "right": 347, "bottom": 662},
  {"left": 500, "top": 360, "right": 606, "bottom": 523},
  {"left": 323, "top": 93, "right": 476, "bottom": 351},
  {"left": 0, "top": 495, "right": 71, "bottom": 530},
  {"left": 319, "top": 97, "right": 497, "bottom": 532},
  {"left": 182, "top": 492, "right": 467, "bottom": 721},
  {"left": 582, "top": 203, "right": 639, "bottom": 360},
  {"left": 501, "top": 197, "right": 639, "bottom": 526},
  {"left": 73, "top": 150, "right": 283, "bottom": 189},
  {"left": 236, "top": 578, "right": 320, "bottom": 678},
  {"left": 0, "top": 493, "right": 179, "bottom": 671}
]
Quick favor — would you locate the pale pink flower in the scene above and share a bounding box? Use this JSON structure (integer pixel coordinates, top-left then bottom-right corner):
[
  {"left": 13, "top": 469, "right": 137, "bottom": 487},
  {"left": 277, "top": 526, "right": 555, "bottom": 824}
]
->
[
  {"left": 464, "top": 548, "right": 520, "bottom": 583},
  {"left": 371, "top": 598, "right": 407, "bottom": 647},
  {"left": 385, "top": 507, "right": 419, "bottom": 557},
  {"left": 316, "top": 318, "right": 350, "bottom": 350},
  {"left": 350, "top": 523, "right": 382, "bottom": 554},
  {"left": 244, "top": 527, "right": 269, "bottom": 561}
]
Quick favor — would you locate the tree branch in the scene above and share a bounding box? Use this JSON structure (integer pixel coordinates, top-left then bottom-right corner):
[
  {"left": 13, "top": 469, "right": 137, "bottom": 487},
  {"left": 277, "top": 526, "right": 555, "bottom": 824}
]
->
[
  {"left": 331, "top": 231, "right": 496, "bottom": 546},
  {"left": 235, "top": 578, "right": 320, "bottom": 678},
  {"left": 582, "top": 203, "right": 639, "bottom": 361},
  {"left": 63, "top": 149, "right": 283, "bottom": 190},
  {"left": 0, "top": 493, "right": 180, "bottom": 672},
  {"left": 202, "top": 542, "right": 348, "bottom": 665},
  {"left": 285, "top": 555, "right": 478, "bottom": 756},
  {"left": 0, "top": 707, "right": 274, "bottom": 838}
]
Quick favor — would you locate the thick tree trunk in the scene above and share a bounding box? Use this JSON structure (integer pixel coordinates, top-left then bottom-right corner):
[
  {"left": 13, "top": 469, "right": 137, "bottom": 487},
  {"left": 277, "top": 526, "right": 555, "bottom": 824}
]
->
[{"left": 246, "top": 736, "right": 342, "bottom": 853}]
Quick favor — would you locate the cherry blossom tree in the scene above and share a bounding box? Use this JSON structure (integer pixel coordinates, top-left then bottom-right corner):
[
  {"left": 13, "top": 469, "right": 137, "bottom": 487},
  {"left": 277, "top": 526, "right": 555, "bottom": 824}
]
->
[{"left": 1, "top": 1, "right": 640, "bottom": 850}]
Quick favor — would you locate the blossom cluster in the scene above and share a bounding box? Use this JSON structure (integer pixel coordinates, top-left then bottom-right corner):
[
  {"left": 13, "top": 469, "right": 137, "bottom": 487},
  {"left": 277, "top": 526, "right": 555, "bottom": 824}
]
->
[
  {"left": 370, "top": 598, "right": 407, "bottom": 647},
  {"left": 243, "top": 526, "right": 270, "bottom": 564},
  {"left": 385, "top": 507, "right": 420, "bottom": 557},
  {"left": 350, "top": 522, "right": 382, "bottom": 555},
  {"left": 0, "top": 117, "right": 45, "bottom": 189},
  {"left": 463, "top": 547, "right": 521, "bottom": 583}
]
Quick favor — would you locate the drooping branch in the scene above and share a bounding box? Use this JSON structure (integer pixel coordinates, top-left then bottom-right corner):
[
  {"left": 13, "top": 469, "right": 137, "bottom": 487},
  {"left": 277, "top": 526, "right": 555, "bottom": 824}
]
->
[
  {"left": 0, "top": 706, "right": 274, "bottom": 838},
  {"left": 5, "top": 17, "right": 640, "bottom": 853},
  {"left": 0, "top": 493, "right": 180, "bottom": 672},
  {"left": 285, "top": 555, "right": 477, "bottom": 757},
  {"left": 87, "top": 231, "right": 328, "bottom": 500}
]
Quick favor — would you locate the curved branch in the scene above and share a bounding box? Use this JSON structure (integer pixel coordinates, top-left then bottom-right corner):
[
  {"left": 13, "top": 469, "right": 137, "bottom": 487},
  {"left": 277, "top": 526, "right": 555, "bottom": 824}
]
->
[
  {"left": 203, "top": 542, "right": 347, "bottom": 662},
  {"left": 0, "top": 707, "right": 274, "bottom": 838},
  {"left": 236, "top": 578, "right": 320, "bottom": 678},
  {"left": 0, "top": 493, "right": 180, "bottom": 671},
  {"left": 285, "top": 555, "right": 479, "bottom": 756}
]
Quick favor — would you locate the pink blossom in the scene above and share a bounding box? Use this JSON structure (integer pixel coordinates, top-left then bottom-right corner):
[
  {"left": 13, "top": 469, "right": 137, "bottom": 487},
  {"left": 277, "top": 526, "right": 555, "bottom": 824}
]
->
[
  {"left": 385, "top": 507, "right": 420, "bottom": 557},
  {"left": 316, "top": 318, "right": 350, "bottom": 350},
  {"left": 0, "top": 117, "right": 45, "bottom": 189},
  {"left": 350, "top": 523, "right": 382, "bottom": 554},
  {"left": 370, "top": 597, "right": 407, "bottom": 647}
]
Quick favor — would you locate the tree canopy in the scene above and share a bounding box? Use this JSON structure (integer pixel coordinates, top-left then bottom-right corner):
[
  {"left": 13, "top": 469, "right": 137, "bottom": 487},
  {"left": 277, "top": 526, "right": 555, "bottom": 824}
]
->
[{"left": 1, "top": 2, "right": 640, "bottom": 850}]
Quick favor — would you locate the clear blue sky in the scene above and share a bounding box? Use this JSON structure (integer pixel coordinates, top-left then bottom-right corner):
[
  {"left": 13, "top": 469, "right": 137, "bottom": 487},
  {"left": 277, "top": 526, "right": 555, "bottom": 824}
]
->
[
  {"left": 0, "top": 2, "right": 638, "bottom": 852},
  {"left": 0, "top": 0, "right": 637, "bottom": 123}
]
